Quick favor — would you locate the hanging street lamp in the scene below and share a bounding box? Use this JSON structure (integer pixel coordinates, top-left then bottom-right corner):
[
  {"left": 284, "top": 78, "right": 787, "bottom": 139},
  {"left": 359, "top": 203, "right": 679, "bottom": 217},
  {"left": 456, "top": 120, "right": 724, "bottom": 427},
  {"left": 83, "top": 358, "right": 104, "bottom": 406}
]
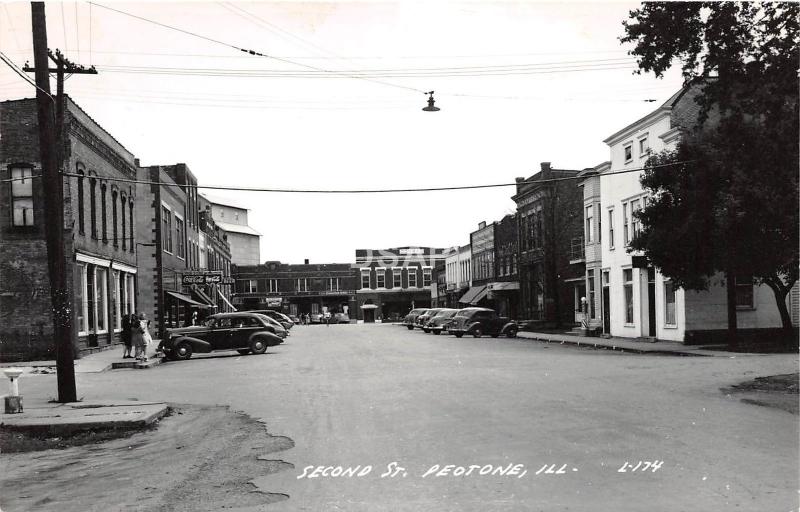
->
[{"left": 422, "top": 91, "right": 440, "bottom": 112}]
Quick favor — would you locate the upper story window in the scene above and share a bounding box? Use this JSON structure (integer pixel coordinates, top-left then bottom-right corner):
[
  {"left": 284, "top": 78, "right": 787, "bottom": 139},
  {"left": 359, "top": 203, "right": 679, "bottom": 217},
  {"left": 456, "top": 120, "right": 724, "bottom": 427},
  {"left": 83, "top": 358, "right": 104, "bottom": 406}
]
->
[
  {"left": 623, "top": 143, "right": 633, "bottom": 163},
  {"left": 76, "top": 168, "right": 85, "bottom": 234},
  {"left": 89, "top": 176, "right": 98, "bottom": 239},
  {"left": 376, "top": 268, "right": 386, "bottom": 288},
  {"left": 622, "top": 202, "right": 629, "bottom": 245},
  {"left": 631, "top": 199, "right": 642, "bottom": 239},
  {"left": 393, "top": 268, "right": 402, "bottom": 288},
  {"left": 361, "top": 269, "right": 371, "bottom": 289},
  {"left": 10, "top": 166, "right": 34, "bottom": 227},
  {"left": 608, "top": 208, "right": 615, "bottom": 249},
  {"left": 296, "top": 278, "right": 308, "bottom": 292},
  {"left": 247, "top": 279, "right": 258, "bottom": 293},
  {"left": 407, "top": 268, "right": 418, "bottom": 288},
  {"left": 328, "top": 277, "right": 340, "bottom": 291},
  {"left": 162, "top": 206, "right": 172, "bottom": 253},
  {"left": 268, "top": 279, "right": 278, "bottom": 293},
  {"left": 638, "top": 135, "right": 650, "bottom": 157},
  {"left": 423, "top": 267, "right": 432, "bottom": 287},
  {"left": 175, "top": 217, "right": 185, "bottom": 259},
  {"left": 100, "top": 183, "right": 108, "bottom": 242},
  {"left": 120, "top": 195, "right": 127, "bottom": 250},
  {"left": 111, "top": 190, "right": 118, "bottom": 246},
  {"left": 585, "top": 205, "right": 593, "bottom": 243}
]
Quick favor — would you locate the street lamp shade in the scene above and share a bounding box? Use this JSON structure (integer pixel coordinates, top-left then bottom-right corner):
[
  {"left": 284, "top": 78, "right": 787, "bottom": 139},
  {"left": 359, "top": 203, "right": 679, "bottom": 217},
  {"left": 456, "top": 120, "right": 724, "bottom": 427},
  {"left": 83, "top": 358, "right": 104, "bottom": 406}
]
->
[{"left": 422, "top": 91, "right": 440, "bottom": 112}]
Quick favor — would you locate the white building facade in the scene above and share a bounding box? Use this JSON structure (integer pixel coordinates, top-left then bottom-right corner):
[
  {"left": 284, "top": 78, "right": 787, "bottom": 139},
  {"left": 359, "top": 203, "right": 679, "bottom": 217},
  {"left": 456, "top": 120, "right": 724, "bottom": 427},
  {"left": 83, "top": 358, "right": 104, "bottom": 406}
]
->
[{"left": 600, "top": 86, "right": 794, "bottom": 343}]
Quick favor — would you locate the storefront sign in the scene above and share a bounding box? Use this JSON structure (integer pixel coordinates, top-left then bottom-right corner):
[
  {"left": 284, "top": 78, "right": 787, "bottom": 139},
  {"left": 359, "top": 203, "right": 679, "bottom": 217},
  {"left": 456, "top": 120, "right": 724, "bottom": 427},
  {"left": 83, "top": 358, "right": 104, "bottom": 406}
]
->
[
  {"left": 266, "top": 297, "right": 283, "bottom": 307},
  {"left": 182, "top": 271, "right": 223, "bottom": 285}
]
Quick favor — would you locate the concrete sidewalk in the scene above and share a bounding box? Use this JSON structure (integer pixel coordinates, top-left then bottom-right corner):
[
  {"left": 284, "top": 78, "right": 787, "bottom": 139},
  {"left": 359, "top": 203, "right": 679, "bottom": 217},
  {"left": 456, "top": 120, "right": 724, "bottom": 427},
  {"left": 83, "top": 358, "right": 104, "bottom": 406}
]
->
[
  {"left": 1, "top": 398, "right": 168, "bottom": 434},
  {"left": 0, "top": 343, "right": 162, "bottom": 374},
  {"left": 517, "top": 330, "right": 749, "bottom": 357}
]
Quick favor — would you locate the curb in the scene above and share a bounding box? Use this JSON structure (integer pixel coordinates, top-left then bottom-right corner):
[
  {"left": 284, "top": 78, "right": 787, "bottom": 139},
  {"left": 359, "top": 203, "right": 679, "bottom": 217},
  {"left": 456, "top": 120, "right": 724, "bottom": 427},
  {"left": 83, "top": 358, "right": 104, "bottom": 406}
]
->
[
  {"left": 1, "top": 403, "right": 169, "bottom": 435},
  {"left": 517, "top": 332, "right": 711, "bottom": 356}
]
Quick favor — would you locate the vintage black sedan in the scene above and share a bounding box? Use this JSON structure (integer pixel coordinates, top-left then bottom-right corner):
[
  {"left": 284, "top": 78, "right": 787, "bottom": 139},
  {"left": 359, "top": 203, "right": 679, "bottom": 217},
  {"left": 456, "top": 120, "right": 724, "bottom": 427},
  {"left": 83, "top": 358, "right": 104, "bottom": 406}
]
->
[
  {"left": 160, "top": 312, "right": 283, "bottom": 360},
  {"left": 446, "top": 307, "right": 518, "bottom": 338}
]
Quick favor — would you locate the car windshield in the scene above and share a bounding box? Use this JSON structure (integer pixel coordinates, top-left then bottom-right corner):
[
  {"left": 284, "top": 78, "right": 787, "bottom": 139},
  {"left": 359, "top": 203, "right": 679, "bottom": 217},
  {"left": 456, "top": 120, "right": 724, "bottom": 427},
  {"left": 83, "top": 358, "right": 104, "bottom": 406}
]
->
[
  {"left": 454, "top": 310, "right": 473, "bottom": 318},
  {"left": 437, "top": 310, "right": 457, "bottom": 318}
]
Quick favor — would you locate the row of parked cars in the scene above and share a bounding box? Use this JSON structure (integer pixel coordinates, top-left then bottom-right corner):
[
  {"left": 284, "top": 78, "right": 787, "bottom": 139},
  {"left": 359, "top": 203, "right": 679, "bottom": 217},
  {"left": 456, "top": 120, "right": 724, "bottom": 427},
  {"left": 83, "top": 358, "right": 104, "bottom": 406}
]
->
[
  {"left": 159, "top": 310, "right": 296, "bottom": 361},
  {"left": 402, "top": 307, "right": 519, "bottom": 338}
]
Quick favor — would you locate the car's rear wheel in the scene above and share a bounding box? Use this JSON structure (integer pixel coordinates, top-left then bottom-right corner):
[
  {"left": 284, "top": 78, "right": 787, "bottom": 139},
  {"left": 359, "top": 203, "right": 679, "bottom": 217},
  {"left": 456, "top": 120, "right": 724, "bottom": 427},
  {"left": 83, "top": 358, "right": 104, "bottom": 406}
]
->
[
  {"left": 174, "top": 341, "right": 193, "bottom": 360},
  {"left": 407, "top": 325, "right": 414, "bottom": 330},
  {"left": 250, "top": 338, "right": 267, "bottom": 355},
  {"left": 472, "top": 327, "right": 483, "bottom": 338},
  {"left": 506, "top": 327, "right": 518, "bottom": 338},
  {"left": 237, "top": 349, "right": 251, "bottom": 355},
  {"left": 454, "top": 333, "right": 463, "bottom": 338},
  {"left": 433, "top": 330, "right": 440, "bottom": 335},
  {"left": 423, "top": 328, "right": 430, "bottom": 333}
]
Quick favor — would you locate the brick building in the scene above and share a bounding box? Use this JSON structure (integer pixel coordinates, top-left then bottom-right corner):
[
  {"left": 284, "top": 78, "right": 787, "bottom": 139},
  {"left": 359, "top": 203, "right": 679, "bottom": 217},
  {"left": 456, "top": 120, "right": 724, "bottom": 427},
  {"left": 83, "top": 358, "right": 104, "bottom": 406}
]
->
[
  {"left": 512, "top": 162, "right": 583, "bottom": 327},
  {"left": 232, "top": 260, "right": 357, "bottom": 317},
  {"left": 354, "top": 247, "right": 450, "bottom": 322},
  {"left": 0, "top": 97, "right": 139, "bottom": 360}
]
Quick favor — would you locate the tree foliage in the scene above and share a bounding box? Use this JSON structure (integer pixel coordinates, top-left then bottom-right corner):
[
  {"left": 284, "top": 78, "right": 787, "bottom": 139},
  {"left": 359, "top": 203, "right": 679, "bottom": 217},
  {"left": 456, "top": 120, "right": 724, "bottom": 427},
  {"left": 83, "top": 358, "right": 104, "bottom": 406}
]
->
[{"left": 622, "top": 2, "right": 799, "bottom": 331}]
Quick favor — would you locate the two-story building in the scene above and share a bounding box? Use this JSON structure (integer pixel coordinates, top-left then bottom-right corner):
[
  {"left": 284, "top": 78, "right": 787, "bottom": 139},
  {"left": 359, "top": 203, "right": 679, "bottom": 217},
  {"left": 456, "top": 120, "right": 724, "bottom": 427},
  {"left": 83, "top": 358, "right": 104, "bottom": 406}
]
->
[
  {"left": 444, "top": 245, "right": 471, "bottom": 308},
  {"left": 0, "top": 97, "right": 139, "bottom": 360},
  {"left": 512, "top": 162, "right": 583, "bottom": 326},
  {"left": 578, "top": 161, "right": 610, "bottom": 333},
  {"left": 136, "top": 164, "right": 221, "bottom": 336},
  {"left": 232, "top": 260, "right": 358, "bottom": 317},
  {"left": 600, "top": 85, "right": 796, "bottom": 343},
  {"left": 354, "top": 247, "right": 450, "bottom": 322}
]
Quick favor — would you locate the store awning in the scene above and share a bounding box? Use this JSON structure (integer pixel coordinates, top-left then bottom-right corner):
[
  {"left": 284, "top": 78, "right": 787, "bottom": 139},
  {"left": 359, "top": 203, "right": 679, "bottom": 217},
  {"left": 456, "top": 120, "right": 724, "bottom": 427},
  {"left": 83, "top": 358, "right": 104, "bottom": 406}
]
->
[
  {"left": 218, "top": 290, "right": 237, "bottom": 311},
  {"left": 488, "top": 281, "right": 520, "bottom": 292},
  {"left": 191, "top": 287, "right": 217, "bottom": 308},
  {"left": 166, "top": 291, "right": 213, "bottom": 308},
  {"left": 459, "top": 285, "right": 487, "bottom": 305}
]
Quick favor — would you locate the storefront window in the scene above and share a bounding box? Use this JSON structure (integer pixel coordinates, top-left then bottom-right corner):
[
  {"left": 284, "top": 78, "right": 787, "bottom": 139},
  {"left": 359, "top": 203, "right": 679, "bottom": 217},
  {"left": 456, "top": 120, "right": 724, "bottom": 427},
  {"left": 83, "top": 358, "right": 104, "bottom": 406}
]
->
[
  {"left": 623, "top": 268, "right": 634, "bottom": 325},
  {"left": 664, "top": 279, "right": 676, "bottom": 326}
]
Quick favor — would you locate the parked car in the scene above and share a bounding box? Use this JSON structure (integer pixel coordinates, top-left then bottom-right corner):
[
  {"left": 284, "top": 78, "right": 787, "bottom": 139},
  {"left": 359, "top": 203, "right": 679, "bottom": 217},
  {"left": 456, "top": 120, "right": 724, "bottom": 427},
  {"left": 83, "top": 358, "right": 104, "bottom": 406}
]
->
[
  {"left": 309, "top": 313, "right": 324, "bottom": 324},
  {"left": 251, "top": 313, "right": 288, "bottom": 339},
  {"left": 248, "top": 310, "right": 293, "bottom": 330},
  {"left": 334, "top": 312, "right": 350, "bottom": 324},
  {"left": 159, "top": 312, "right": 283, "bottom": 360},
  {"left": 402, "top": 308, "right": 428, "bottom": 330},
  {"left": 417, "top": 308, "right": 445, "bottom": 332},
  {"left": 425, "top": 309, "right": 459, "bottom": 335},
  {"left": 446, "top": 307, "right": 518, "bottom": 338},
  {"left": 289, "top": 315, "right": 301, "bottom": 325}
]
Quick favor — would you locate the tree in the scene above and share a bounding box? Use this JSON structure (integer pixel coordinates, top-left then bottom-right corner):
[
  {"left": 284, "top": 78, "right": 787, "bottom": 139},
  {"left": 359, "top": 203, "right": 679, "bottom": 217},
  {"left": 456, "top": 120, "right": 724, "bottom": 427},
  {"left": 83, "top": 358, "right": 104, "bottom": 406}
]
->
[{"left": 621, "top": 2, "right": 799, "bottom": 346}]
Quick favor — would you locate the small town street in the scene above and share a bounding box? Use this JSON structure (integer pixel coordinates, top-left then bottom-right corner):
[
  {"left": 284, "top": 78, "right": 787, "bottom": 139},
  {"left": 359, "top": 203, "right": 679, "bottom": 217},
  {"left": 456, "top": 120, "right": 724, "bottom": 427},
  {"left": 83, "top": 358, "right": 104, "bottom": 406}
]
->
[{"left": 2, "top": 324, "right": 797, "bottom": 512}]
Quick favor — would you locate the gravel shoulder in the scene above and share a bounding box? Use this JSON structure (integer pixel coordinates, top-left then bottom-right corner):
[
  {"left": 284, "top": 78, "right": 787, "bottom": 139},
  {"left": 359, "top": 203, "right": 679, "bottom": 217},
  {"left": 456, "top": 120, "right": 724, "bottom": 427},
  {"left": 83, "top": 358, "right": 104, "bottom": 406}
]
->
[{"left": 0, "top": 404, "right": 294, "bottom": 512}]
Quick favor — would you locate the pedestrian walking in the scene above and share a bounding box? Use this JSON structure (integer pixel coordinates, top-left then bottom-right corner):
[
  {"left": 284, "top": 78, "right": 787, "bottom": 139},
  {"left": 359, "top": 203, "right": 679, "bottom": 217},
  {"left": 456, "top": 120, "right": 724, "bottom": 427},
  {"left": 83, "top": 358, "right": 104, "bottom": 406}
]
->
[{"left": 121, "top": 312, "right": 134, "bottom": 358}]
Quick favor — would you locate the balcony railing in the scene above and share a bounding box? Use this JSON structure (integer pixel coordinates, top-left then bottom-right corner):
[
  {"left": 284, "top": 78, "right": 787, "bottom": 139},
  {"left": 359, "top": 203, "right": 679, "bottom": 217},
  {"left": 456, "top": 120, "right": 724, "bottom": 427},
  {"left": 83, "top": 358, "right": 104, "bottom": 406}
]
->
[{"left": 570, "top": 237, "right": 585, "bottom": 262}]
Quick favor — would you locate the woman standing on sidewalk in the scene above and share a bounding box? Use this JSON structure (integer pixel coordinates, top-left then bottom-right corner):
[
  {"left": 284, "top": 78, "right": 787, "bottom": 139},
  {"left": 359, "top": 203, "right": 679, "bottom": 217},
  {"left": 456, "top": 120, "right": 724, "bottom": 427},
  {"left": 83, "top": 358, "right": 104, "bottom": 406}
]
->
[{"left": 131, "top": 314, "right": 145, "bottom": 361}]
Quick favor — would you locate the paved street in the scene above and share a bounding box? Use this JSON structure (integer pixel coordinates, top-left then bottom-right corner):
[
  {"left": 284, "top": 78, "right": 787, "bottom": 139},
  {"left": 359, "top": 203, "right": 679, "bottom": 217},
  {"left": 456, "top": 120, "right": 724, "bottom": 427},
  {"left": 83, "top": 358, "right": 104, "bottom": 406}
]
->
[{"left": 9, "top": 324, "right": 799, "bottom": 512}]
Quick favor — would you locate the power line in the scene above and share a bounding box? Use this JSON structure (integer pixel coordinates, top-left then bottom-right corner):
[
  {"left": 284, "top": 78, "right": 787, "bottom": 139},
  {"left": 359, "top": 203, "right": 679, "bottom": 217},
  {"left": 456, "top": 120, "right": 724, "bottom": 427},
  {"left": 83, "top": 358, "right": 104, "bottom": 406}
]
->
[
  {"left": 0, "top": 50, "right": 56, "bottom": 102},
  {"left": 88, "top": 2, "right": 427, "bottom": 95},
  {"left": 43, "top": 160, "right": 695, "bottom": 193}
]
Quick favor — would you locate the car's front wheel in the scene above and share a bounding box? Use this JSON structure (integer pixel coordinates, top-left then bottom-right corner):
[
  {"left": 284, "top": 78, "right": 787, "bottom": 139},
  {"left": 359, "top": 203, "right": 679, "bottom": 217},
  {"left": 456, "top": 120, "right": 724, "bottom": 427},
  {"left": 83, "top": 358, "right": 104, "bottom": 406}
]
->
[
  {"left": 472, "top": 327, "right": 483, "bottom": 338},
  {"left": 423, "top": 328, "right": 430, "bottom": 333},
  {"left": 250, "top": 338, "right": 267, "bottom": 355},
  {"left": 174, "top": 341, "right": 193, "bottom": 360},
  {"left": 406, "top": 325, "right": 414, "bottom": 330},
  {"left": 506, "top": 327, "right": 518, "bottom": 338}
]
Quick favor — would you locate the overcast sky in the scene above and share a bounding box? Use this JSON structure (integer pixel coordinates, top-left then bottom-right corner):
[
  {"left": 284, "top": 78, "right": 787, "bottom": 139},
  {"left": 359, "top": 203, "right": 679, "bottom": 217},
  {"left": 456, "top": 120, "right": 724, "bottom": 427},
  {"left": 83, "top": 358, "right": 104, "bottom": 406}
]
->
[{"left": 1, "top": 1, "right": 684, "bottom": 264}]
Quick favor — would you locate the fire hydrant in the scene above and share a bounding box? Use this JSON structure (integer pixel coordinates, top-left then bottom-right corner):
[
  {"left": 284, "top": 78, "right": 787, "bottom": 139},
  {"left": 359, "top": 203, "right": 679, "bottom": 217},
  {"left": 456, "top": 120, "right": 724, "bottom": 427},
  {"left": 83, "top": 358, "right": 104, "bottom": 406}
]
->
[{"left": 4, "top": 367, "right": 24, "bottom": 413}]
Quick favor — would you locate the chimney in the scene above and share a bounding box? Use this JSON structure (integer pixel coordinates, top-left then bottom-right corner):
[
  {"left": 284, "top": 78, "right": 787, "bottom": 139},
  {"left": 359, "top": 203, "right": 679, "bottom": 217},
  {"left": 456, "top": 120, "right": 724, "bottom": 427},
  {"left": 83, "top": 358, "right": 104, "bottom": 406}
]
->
[
  {"left": 304, "top": 259, "right": 309, "bottom": 265},
  {"left": 478, "top": 221, "right": 486, "bottom": 229},
  {"left": 134, "top": 158, "right": 140, "bottom": 167},
  {"left": 540, "top": 162, "right": 551, "bottom": 172}
]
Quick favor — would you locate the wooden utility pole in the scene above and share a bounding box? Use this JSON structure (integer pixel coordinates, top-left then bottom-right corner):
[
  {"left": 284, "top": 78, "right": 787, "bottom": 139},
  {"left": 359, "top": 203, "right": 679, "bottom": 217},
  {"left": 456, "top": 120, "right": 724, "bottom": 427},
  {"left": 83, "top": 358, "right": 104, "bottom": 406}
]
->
[{"left": 28, "top": 2, "right": 96, "bottom": 403}]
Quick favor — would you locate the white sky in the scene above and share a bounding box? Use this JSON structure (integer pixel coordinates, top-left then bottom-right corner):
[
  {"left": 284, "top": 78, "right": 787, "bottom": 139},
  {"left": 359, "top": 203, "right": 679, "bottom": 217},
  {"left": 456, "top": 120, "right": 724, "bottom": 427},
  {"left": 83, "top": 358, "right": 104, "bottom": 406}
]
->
[{"left": 0, "top": 1, "right": 684, "bottom": 264}]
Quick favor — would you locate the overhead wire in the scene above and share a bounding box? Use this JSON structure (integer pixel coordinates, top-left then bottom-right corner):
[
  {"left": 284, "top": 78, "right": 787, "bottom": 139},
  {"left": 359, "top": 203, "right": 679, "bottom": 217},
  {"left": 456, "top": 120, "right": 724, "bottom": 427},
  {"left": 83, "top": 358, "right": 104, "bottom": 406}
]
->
[
  {"left": 88, "top": 2, "right": 427, "bottom": 94},
  {"left": 0, "top": 50, "right": 56, "bottom": 102},
  {"left": 38, "top": 160, "right": 696, "bottom": 193}
]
